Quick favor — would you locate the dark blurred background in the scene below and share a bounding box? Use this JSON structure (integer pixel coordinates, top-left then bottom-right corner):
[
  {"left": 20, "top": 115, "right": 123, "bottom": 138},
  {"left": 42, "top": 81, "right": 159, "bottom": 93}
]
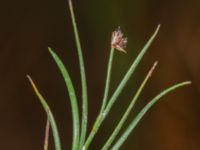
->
[{"left": 0, "top": 0, "right": 199, "bottom": 149}]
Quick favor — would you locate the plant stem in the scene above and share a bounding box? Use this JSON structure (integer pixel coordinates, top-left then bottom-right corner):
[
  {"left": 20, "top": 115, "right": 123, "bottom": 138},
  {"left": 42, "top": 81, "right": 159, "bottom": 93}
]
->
[
  {"left": 101, "top": 61, "right": 157, "bottom": 150},
  {"left": 68, "top": 0, "right": 88, "bottom": 149},
  {"left": 111, "top": 81, "right": 191, "bottom": 150},
  {"left": 100, "top": 47, "right": 115, "bottom": 113},
  {"left": 44, "top": 119, "right": 50, "bottom": 150}
]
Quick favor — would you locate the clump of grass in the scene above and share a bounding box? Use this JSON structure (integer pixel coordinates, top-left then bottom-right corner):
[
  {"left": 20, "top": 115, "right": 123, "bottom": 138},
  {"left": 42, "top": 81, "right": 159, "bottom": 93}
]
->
[{"left": 27, "top": 0, "right": 191, "bottom": 150}]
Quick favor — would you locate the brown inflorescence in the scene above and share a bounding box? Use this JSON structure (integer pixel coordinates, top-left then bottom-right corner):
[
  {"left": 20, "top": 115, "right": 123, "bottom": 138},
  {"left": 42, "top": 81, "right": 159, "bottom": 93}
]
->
[{"left": 111, "top": 27, "right": 127, "bottom": 53}]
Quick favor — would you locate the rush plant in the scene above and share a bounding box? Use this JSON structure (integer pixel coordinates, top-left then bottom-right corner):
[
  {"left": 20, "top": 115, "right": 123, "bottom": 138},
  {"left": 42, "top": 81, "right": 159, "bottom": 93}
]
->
[{"left": 27, "top": 0, "right": 191, "bottom": 150}]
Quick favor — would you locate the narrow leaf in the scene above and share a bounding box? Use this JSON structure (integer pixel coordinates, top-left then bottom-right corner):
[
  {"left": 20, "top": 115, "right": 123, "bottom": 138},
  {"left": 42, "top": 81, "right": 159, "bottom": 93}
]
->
[
  {"left": 111, "top": 81, "right": 191, "bottom": 150},
  {"left": 48, "top": 48, "right": 80, "bottom": 150},
  {"left": 102, "top": 61, "right": 158, "bottom": 150},
  {"left": 27, "top": 75, "right": 62, "bottom": 150},
  {"left": 69, "top": 0, "right": 88, "bottom": 148}
]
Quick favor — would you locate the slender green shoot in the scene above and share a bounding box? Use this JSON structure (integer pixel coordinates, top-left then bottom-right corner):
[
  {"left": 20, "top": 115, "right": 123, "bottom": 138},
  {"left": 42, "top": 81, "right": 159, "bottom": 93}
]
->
[
  {"left": 27, "top": 0, "right": 192, "bottom": 149},
  {"left": 100, "top": 47, "right": 115, "bottom": 113},
  {"left": 84, "top": 25, "right": 160, "bottom": 150},
  {"left": 104, "top": 25, "right": 160, "bottom": 117},
  {"left": 44, "top": 119, "right": 50, "bottom": 150},
  {"left": 27, "top": 75, "right": 62, "bottom": 150},
  {"left": 102, "top": 61, "right": 158, "bottom": 150},
  {"left": 48, "top": 48, "right": 80, "bottom": 150},
  {"left": 111, "top": 81, "right": 191, "bottom": 150},
  {"left": 68, "top": 0, "right": 88, "bottom": 148}
]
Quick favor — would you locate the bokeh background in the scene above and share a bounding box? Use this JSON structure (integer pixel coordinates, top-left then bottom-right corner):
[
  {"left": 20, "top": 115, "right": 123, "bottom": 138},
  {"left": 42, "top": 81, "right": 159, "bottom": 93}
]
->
[{"left": 0, "top": 0, "right": 199, "bottom": 149}]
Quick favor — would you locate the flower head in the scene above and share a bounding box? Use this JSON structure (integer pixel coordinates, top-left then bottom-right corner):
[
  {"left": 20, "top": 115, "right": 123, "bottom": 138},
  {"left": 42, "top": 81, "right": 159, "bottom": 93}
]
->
[{"left": 111, "top": 27, "right": 127, "bottom": 53}]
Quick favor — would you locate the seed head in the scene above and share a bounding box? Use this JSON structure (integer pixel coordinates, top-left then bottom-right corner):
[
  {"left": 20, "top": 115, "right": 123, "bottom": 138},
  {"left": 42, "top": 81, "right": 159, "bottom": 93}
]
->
[{"left": 111, "top": 27, "right": 127, "bottom": 53}]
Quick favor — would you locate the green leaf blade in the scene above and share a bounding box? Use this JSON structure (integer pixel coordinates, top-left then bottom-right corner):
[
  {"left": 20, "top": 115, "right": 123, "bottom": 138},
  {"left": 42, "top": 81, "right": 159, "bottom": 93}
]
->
[
  {"left": 68, "top": 0, "right": 88, "bottom": 148},
  {"left": 48, "top": 48, "right": 80, "bottom": 150},
  {"left": 102, "top": 61, "right": 158, "bottom": 150},
  {"left": 111, "top": 81, "right": 191, "bottom": 150}
]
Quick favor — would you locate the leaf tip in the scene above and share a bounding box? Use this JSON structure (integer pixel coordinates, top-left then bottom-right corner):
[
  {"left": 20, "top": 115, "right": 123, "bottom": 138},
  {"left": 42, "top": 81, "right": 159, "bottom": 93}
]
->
[
  {"left": 147, "top": 61, "right": 158, "bottom": 78},
  {"left": 48, "top": 47, "right": 53, "bottom": 52},
  {"left": 26, "top": 74, "right": 32, "bottom": 84},
  {"left": 26, "top": 75, "right": 38, "bottom": 93},
  {"left": 185, "top": 81, "right": 192, "bottom": 85},
  {"left": 154, "top": 24, "right": 161, "bottom": 36},
  {"left": 152, "top": 61, "right": 158, "bottom": 70}
]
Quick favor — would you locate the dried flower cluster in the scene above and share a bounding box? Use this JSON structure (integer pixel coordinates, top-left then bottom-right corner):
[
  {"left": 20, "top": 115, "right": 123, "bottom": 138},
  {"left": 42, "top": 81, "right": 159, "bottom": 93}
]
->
[{"left": 111, "top": 27, "right": 127, "bottom": 53}]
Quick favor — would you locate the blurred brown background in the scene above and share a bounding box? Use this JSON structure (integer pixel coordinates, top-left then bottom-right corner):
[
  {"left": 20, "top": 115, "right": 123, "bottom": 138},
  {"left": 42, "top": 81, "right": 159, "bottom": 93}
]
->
[{"left": 0, "top": 0, "right": 199, "bottom": 149}]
